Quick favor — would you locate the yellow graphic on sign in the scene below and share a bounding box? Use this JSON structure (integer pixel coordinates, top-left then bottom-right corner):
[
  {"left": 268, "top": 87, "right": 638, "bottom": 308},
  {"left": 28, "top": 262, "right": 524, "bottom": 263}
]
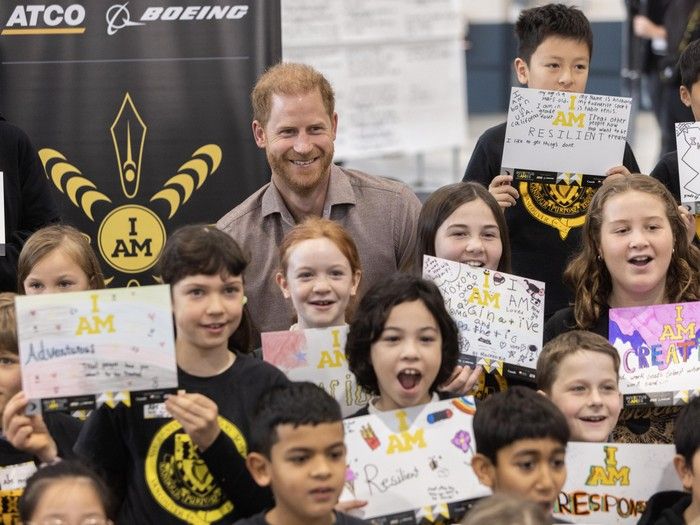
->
[{"left": 39, "top": 93, "right": 222, "bottom": 284}]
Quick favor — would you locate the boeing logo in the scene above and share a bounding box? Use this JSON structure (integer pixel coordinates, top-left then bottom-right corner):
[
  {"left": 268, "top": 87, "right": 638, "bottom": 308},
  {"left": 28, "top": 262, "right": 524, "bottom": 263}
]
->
[{"left": 106, "top": 3, "right": 249, "bottom": 35}]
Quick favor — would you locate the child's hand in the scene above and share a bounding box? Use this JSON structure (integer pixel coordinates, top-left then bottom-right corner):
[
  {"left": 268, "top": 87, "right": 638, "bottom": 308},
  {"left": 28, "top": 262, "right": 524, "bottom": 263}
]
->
[
  {"left": 602, "top": 165, "right": 631, "bottom": 184},
  {"left": 439, "top": 365, "right": 483, "bottom": 395},
  {"left": 488, "top": 174, "right": 519, "bottom": 208},
  {"left": 165, "top": 392, "right": 220, "bottom": 452},
  {"left": 335, "top": 499, "right": 367, "bottom": 513},
  {"left": 679, "top": 205, "right": 697, "bottom": 244},
  {"left": 2, "top": 391, "right": 58, "bottom": 464}
]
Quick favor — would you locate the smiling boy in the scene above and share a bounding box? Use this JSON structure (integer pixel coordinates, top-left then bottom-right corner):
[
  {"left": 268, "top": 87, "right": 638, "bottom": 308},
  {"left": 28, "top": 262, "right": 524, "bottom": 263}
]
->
[
  {"left": 463, "top": 4, "right": 639, "bottom": 320},
  {"left": 537, "top": 330, "right": 622, "bottom": 442}
]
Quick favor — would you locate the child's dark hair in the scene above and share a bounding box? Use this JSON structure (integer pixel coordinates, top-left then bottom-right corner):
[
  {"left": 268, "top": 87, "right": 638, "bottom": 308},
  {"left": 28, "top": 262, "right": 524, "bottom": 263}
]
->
[
  {"left": 515, "top": 3, "right": 593, "bottom": 65},
  {"left": 19, "top": 460, "right": 115, "bottom": 521},
  {"left": 473, "top": 386, "right": 570, "bottom": 464},
  {"left": 410, "top": 182, "right": 511, "bottom": 274},
  {"left": 674, "top": 396, "right": 700, "bottom": 466},
  {"left": 249, "top": 382, "right": 342, "bottom": 458},
  {"left": 346, "top": 273, "right": 458, "bottom": 396},
  {"left": 158, "top": 224, "right": 252, "bottom": 351},
  {"left": 680, "top": 38, "right": 700, "bottom": 90}
]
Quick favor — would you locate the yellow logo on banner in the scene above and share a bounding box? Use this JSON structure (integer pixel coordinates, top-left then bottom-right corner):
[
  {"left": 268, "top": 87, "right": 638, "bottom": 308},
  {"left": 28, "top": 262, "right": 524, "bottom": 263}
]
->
[
  {"left": 585, "top": 446, "right": 630, "bottom": 486},
  {"left": 39, "top": 93, "right": 222, "bottom": 284}
]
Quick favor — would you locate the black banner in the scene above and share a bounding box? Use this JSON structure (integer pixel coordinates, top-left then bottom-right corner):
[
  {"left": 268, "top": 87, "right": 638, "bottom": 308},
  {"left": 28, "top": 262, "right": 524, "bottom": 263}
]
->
[{"left": 0, "top": 1, "right": 280, "bottom": 286}]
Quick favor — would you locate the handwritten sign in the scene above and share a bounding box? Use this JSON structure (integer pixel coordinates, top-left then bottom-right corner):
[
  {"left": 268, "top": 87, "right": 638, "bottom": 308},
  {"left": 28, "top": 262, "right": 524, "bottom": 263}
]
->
[
  {"left": 340, "top": 397, "right": 488, "bottom": 523},
  {"left": 502, "top": 87, "right": 632, "bottom": 187},
  {"left": 262, "top": 326, "right": 370, "bottom": 418},
  {"left": 423, "top": 255, "right": 544, "bottom": 380},
  {"left": 554, "top": 442, "right": 680, "bottom": 524},
  {"left": 15, "top": 285, "right": 178, "bottom": 413},
  {"left": 676, "top": 121, "right": 700, "bottom": 210},
  {"left": 609, "top": 302, "right": 700, "bottom": 407}
]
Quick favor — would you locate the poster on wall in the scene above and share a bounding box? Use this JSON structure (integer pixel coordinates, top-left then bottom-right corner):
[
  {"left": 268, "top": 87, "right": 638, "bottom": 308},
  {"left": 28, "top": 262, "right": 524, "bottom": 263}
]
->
[
  {"left": 609, "top": 301, "right": 700, "bottom": 407},
  {"left": 15, "top": 285, "right": 177, "bottom": 414},
  {"left": 554, "top": 442, "right": 681, "bottom": 524},
  {"left": 262, "top": 326, "right": 370, "bottom": 417},
  {"left": 0, "top": 1, "right": 280, "bottom": 287},
  {"left": 423, "top": 255, "right": 544, "bottom": 380},
  {"left": 502, "top": 87, "right": 632, "bottom": 187},
  {"left": 340, "top": 397, "right": 489, "bottom": 524}
]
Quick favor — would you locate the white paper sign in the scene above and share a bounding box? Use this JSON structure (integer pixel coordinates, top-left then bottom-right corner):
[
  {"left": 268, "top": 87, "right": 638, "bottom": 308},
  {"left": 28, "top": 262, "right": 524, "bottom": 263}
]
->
[
  {"left": 16, "top": 285, "right": 178, "bottom": 412},
  {"left": 502, "top": 87, "right": 632, "bottom": 186},
  {"left": 423, "top": 255, "right": 544, "bottom": 380},
  {"left": 676, "top": 121, "right": 700, "bottom": 208},
  {"left": 261, "top": 326, "right": 370, "bottom": 418},
  {"left": 341, "top": 397, "right": 489, "bottom": 523},
  {"left": 554, "top": 442, "right": 681, "bottom": 524}
]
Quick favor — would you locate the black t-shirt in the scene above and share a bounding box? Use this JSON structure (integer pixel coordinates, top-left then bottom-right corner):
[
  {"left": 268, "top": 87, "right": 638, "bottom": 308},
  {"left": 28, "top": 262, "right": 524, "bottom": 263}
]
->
[
  {"left": 75, "top": 353, "right": 289, "bottom": 525},
  {"left": 234, "top": 510, "right": 367, "bottom": 524},
  {"left": 0, "top": 412, "right": 81, "bottom": 524},
  {"left": 463, "top": 122, "right": 640, "bottom": 319}
]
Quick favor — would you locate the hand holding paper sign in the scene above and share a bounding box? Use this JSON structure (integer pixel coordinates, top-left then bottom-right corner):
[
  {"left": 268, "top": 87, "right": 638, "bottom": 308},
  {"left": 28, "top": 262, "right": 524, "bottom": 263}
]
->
[
  {"left": 164, "top": 391, "right": 220, "bottom": 452},
  {"left": 488, "top": 174, "right": 519, "bottom": 208},
  {"left": 2, "top": 391, "right": 57, "bottom": 464}
]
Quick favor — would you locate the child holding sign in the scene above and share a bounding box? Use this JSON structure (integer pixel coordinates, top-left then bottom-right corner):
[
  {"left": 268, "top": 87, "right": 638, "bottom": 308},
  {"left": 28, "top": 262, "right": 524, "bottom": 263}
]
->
[
  {"left": 276, "top": 218, "right": 362, "bottom": 330},
  {"left": 411, "top": 181, "right": 513, "bottom": 396},
  {"left": 75, "top": 225, "right": 289, "bottom": 524},
  {"left": 651, "top": 38, "right": 700, "bottom": 244},
  {"left": 0, "top": 293, "right": 82, "bottom": 525},
  {"left": 345, "top": 273, "right": 458, "bottom": 416},
  {"left": 18, "top": 224, "right": 105, "bottom": 295},
  {"left": 545, "top": 175, "right": 700, "bottom": 443},
  {"left": 463, "top": 4, "right": 639, "bottom": 320}
]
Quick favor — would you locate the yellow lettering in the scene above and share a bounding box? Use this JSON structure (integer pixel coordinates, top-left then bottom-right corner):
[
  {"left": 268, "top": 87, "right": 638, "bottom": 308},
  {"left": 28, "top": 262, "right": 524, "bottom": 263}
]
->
[
  {"left": 75, "top": 315, "right": 116, "bottom": 335},
  {"left": 467, "top": 288, "right": 500, "bottom": 308},
  {"left": 316, "top": 350, "right": 346, "bottom": 369},
  {"left": 569, "top": 95, "right": 577, "bottom": 111},
  {"left": 552, "top": 110, "right": 585, "bottom": 128},
  {"left": 90, "top": 293, "right": 99, "bottom": 313},
  {"left": 331, "top": 328, "right": 341, "bottom": 349},
  {"left": 395, "top": 410, "right": 409, "bottom": 432},
  {"left": 585, "top": 446, "right": 630, "bottom": 486},
  {"left": 675, "top": 304, "right": 684, "bottom": 323},
  {"left": 386, "top": 429, "right": 427, "bottom": 454}
]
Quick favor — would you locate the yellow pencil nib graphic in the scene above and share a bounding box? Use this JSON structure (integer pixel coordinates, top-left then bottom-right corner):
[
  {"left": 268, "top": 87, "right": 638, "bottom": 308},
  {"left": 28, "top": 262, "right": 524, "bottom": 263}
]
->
[{"left": 38, "top": 92, "right": 223, "bottom": 282}]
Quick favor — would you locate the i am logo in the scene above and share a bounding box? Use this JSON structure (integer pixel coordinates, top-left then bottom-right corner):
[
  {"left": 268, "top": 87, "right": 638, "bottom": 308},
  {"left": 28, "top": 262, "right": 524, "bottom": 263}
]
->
[
  {"left": 317, "top": 329, "right": 345, "bottom": 368},
  {"left": 467, "top": 270, "right": 500, "bottom": 308},
  {"left": 386, "top": 410, "right": 427, "bottom": 454},
  {"left": 552, "top": 95, "right": 585, "bottom": 128},
  {"left": 76, "top": 294, "right": 116, "bottom": 335},
  {"left": 3, "top": 4, "right": 86, "bottom": 34},
  {"left": 585, "top": 446, "right": 630, "bottom": 486},
  {"left": 39, "top": 93, "right": 222, "bottom": 284}
]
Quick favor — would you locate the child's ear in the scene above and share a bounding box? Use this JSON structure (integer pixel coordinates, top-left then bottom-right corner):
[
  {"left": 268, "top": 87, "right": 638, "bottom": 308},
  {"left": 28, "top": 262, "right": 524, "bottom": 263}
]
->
[
  {"left": 275, "top": 272, "right": 291, "bottom": 299},
  {"left": 536, "top": 389, "right": 549, "bottom": 398},
  {"left": 673, "top": 454, "right": 693, "bottom": 491},
  {"left": 246, "top": 452, "right": 273, "bottom": 487},
  {"left": 514, "top": 57, "right": 530, "bottom": 85},
  {"left": 471, "top": 453, "right": 497, "bottom": 490},
  {"left": 680, "top": 85, "right": 692, "bottom": 108},
  {"left": 349, "top": 270, "right": 362, "bottom": 297}
]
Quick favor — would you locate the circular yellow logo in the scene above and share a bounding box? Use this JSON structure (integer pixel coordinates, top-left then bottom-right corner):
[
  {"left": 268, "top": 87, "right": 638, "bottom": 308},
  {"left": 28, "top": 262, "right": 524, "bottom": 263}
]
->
[
  {"left": 146, "top": 417, "right": 246, "bottom": 524},
  {"left": 98, "top": 205, "right": 166, "bottom": 273}
]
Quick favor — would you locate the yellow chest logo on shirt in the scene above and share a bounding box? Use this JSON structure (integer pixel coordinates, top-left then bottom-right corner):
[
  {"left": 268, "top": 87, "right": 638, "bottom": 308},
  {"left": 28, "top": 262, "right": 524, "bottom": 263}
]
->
[
  {"left": 146, "top": 417, "right": 247, "bottom": 525},
  {"left": 519, "top": 182, "right": 594, "bottom": 240}
]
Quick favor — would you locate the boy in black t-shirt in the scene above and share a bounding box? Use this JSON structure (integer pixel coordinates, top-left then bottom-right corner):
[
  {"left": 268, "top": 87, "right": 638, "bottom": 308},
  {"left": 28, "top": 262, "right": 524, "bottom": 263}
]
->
[
  {"left": 463, "top": 4, "right": 640, "bottom": 320},
  {"left": 238, "top": 382, "right": 365, "bottom": 525},
  {"left": 651, "top": 37, "right": 700, "bottom": 243}
]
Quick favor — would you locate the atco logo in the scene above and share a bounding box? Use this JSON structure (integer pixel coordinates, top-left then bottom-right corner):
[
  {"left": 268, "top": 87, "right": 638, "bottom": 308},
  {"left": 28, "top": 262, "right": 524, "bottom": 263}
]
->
[
  {"left": 2, "top": 4, "right": 86, "bottom": 35},
  {"left": 106, "top": 3, "right": 248, "bottom": 36},
  {"left": 39, "top": 93, "right": 222, "bottom": 285}
]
